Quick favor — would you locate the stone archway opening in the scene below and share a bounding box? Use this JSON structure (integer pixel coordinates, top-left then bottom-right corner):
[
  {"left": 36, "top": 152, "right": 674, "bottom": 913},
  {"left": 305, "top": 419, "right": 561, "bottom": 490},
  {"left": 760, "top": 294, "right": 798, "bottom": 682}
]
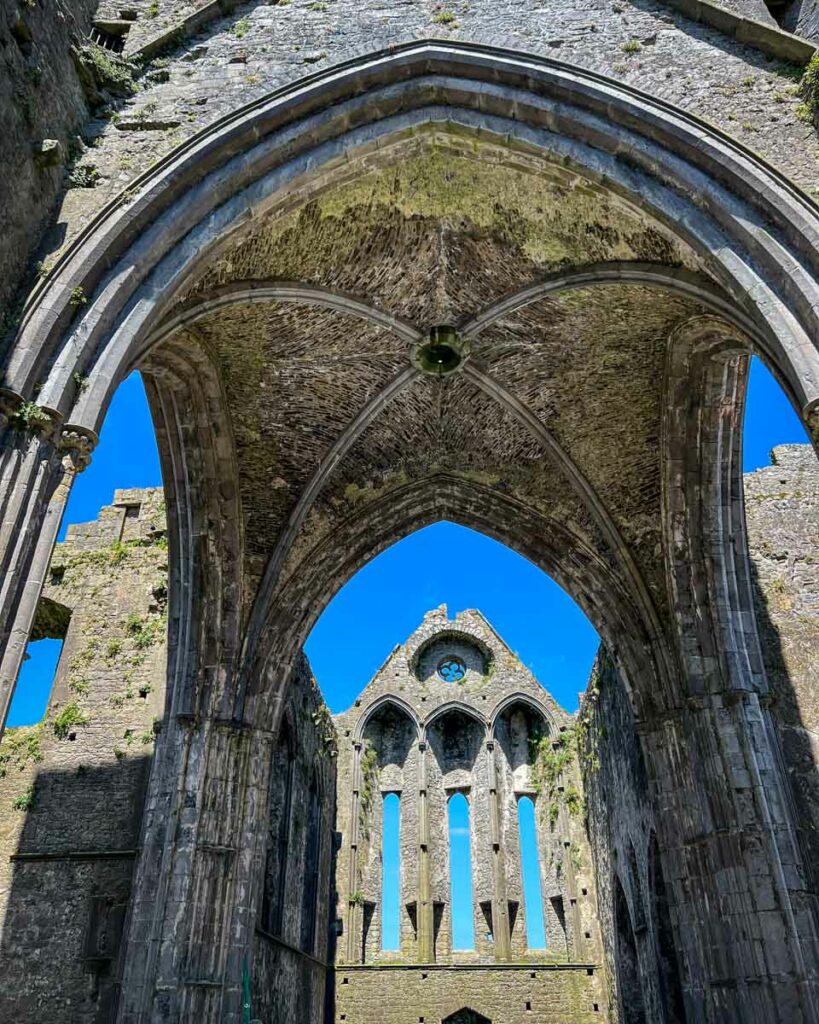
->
[
  {"left": 442, "top": 1009, "right": 492, "bottom": 1024},
  {"left": 0, "top": 40, "right": 818, "bottom": 1024}
]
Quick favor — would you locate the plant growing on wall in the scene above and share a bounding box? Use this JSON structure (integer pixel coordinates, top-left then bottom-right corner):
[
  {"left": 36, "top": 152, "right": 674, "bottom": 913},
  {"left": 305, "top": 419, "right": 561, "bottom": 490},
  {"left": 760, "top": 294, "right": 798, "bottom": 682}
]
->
[{"left": 52, "top": 702, "right": 89, "bottom": 739}]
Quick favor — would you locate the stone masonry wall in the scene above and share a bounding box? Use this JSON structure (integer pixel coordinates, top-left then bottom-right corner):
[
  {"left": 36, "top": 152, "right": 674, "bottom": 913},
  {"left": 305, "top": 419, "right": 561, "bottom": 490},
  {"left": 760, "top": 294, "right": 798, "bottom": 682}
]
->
[
  {"left": 0, "top": 486, "right": 168, "bottom": 1022},
  {"left": 336, "top": 964, "right": 606, "bottom": 1024},
  {"left": 0, "top": 0, "right": 99, "bottom": 324},
  {"left": 745, "top": 445, "right": 819, "bottom": 885},
  {"left": 581, "top": 443, "right": 819, "bottom": 1024},
  {"left": 0, "top": 487, "right": 337, "bottom": 1024},
  {"left": 6, "top": 0, "right": 819, "bottom": 338},
  {"left": 252, "top": 653, "right": 338, "bottom": 1024}
]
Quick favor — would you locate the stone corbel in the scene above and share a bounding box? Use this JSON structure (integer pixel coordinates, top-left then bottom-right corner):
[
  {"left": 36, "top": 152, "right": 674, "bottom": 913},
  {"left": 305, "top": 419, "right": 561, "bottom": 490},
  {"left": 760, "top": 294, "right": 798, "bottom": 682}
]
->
[{"left": 58, "top": 424, "right": 99, "bottom": 473}]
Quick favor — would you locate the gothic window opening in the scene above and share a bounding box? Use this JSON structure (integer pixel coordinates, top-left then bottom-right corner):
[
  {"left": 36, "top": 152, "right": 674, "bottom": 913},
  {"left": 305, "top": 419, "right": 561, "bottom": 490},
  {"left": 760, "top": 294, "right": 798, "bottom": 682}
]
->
[
  {"left": 381, "top": 792, "right": 401, "bottom": 951},
  {"left": 614, "top": 873, "right": 647, "bottom": 1024},
  {"left": 300, "top": 776, "right": 322, "bottom": 954},
  {"left": 448, "top": 792, "right": 475, "bottom": 950},
  {"left": 262, "top": 723, "right": 295, "bottom": 937},
  {"left": 517, "top": 796, "right": 547, "bottom": 949},
  {"left": 442, "top": 1010, "right": 492, "bottom": 1024}
]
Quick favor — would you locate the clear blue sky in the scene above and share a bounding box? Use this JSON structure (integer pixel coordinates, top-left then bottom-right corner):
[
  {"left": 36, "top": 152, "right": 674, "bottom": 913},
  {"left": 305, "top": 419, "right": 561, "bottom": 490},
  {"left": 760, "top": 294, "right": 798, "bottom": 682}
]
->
[{"left": 4, "top": 356, "right": 810, "bottom": 950}]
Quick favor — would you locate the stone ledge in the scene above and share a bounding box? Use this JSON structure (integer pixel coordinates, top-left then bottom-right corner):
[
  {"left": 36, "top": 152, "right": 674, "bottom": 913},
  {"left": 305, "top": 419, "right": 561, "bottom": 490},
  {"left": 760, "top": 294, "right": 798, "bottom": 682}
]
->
[
  {"left": 129, "top": 0, "right": 817, "bottom": 71},
  {"left": 661, "top": 0, "right": 816, "bottom": 62},
  {"left": 10, "top": 848, "right": 137, "bottom": 862},
  {"left": 131, "top": 0, "right": 247, "bottom": 61}
]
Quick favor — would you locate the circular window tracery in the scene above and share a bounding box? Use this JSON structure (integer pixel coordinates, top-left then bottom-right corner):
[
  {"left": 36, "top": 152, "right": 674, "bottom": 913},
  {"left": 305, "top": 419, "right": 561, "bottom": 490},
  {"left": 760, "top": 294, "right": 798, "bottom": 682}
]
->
[{"left": 437, "top": 656, "right": 467, "bottom": 683}]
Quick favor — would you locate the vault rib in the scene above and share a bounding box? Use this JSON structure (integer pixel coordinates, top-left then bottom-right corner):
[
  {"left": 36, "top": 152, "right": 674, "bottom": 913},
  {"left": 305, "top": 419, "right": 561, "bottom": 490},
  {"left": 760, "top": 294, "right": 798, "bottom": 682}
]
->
[
  {"left": 463, "top": 362, "right": 672, "bottom": 694},
  {"left": 241, "top": 365, "right": 420, "bottom": 666},
  {"left": 460, "top": 261, "right": 762, "bottom": 346},
  {"left": 142, "top": 280, "right": 423, "bottom": 369}
]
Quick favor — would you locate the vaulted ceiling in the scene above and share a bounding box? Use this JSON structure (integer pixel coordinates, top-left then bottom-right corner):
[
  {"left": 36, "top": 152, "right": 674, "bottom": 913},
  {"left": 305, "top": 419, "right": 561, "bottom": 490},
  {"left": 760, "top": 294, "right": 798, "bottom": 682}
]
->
[{"left": 150, "top": 129, "right": 725, "bottom": 645}]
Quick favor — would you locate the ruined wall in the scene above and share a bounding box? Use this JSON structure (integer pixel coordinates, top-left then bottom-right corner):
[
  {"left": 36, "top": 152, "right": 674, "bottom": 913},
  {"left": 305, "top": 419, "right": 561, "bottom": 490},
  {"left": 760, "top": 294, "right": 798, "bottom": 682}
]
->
[
  {"left": 744, "top": 445, "right": 819, "bottom": 887},
  {"left": 581, "top": 443, "right": 819, "bottom": 1024},
  {"left": 0, "top": 487, "right": 168, "bottom": 1022},
  {"left": 334, "top": 606, "right": 608, "bottom": 1023},
  {"left": 336, "top": 964, "right": 606, "bottom": 1024},
  {"left": 0, "top": 488, "right": 337, "bottom": 1024}
]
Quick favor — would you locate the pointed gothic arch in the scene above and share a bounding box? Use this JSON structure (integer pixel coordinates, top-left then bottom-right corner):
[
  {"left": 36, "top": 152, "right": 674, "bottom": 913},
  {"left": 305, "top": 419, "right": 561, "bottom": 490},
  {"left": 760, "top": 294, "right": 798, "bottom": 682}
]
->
[{"left": 0, "top": 39, "right": 817, "bottom": 1023}]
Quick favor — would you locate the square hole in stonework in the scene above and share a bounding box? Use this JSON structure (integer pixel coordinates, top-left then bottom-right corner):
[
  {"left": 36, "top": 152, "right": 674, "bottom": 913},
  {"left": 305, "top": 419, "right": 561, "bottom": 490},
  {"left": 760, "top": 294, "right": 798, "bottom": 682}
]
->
[
  {"left": 530, "top": 971, "right": 536, "bottom": 979},
  {"left": 585, "top": 931, "right": 592, "bottom": 939},
  {"left": 587, "top": 968, "right": 594, "bottom": 976},
  {"left": 342, "top": 977, "right": 349, "bottom": 985},
  {"left": 525, "top": 1002, "right": 532, "bottom": 1011},
  {"left": 593, "top": 1004, "right": 600, "bottom": 1012}
]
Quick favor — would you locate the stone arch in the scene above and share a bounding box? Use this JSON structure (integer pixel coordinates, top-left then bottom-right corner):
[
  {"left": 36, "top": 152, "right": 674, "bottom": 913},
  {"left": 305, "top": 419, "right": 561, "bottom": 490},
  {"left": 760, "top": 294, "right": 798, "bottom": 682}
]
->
[
  {"left": 0, "top": 39, "right": 818, "bottom": 1024},
  {"left": 426, "top": 706, "right": 487, "bottom": 776},
  {"left": 411, "top": 629, "right": 495, "bottom": 682},
  {"left": 489, "top": 692, "right": 555, "bottom": 742},
  {"left": 354, "top": 694, "right": 421, "bottom": 745},
  {"left": 424, "top": 701, "right": 489, "bottom": 738},
  {"left": 8, "top": 47, "right": 819, "bottom": 428},
  {"left": 4, "top": 40, "right": 819, "bottom": 733},
  {"left": 491, "top": 697, "right": 550, "bottom": 793},
  {"left": 246, "top": 473, "right": 664, "bottom": 729}
]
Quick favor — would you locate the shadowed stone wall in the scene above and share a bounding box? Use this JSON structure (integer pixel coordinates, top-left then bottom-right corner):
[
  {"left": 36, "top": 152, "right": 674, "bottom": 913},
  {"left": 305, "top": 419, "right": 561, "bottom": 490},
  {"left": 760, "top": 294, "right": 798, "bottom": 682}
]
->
[
  {"left": 581, "top": 443, "right": 819, "bottom": 1024},
  {"left": 0, "top": 487, "right": 336, "bottom": 1024}
]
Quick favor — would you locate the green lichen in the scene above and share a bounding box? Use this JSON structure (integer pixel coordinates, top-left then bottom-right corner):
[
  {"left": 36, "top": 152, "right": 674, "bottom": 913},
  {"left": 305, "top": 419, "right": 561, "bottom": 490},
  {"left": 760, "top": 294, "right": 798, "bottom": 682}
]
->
[
  {"left": 124, "top": 612, "right": 167, "bottom": 649},
  {"left": 359, "top": 740, "right": 379, "bottom": 837},
  {"left": 530, "top": 726, "right": 581, "bottom": 829},
  {"left": 66, "top": 164, "right": 99, "bottom": 189},
  {"left": 75, "top": 43, "right": 136, "bottom": 98}
]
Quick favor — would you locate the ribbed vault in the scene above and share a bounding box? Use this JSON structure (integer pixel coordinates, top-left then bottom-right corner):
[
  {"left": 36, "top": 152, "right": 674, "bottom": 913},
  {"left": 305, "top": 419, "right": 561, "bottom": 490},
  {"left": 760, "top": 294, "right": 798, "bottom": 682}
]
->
[{"left": 138, "top": 135, "right": 720, "bottom": 707}]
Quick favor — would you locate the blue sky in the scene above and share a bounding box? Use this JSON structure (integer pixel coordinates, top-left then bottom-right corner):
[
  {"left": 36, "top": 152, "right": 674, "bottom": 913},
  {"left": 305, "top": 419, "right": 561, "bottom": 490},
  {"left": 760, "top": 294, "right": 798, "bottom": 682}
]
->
[{"left": 4, "top": 355, "right": 810, "bottom": 949}]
